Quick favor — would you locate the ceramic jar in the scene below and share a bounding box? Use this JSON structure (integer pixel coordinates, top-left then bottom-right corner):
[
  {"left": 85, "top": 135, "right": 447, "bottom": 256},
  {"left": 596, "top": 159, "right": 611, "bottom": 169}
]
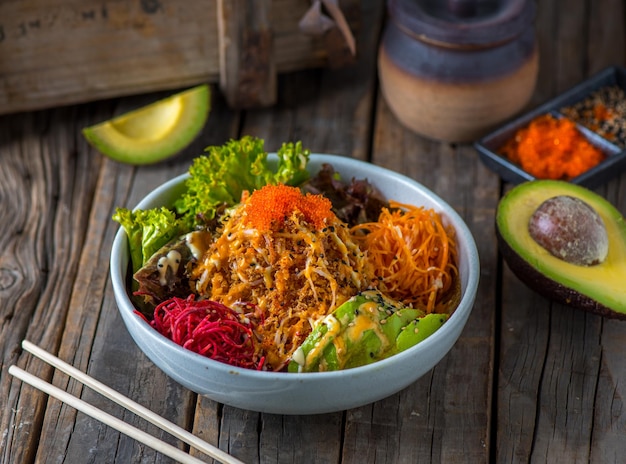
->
[{"left": 378, "top": 0, "right": 539, "bottom": 143}]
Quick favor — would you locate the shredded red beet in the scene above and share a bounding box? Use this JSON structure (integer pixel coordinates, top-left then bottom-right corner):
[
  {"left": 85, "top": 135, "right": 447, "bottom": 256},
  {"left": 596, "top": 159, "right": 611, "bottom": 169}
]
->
[{"left": 150, "top": 295, "right": 261, "bottom": 370}]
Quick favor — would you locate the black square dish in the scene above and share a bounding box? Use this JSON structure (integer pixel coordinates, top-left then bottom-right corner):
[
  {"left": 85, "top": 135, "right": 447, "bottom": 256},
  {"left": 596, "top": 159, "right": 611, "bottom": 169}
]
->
[{"left": 475, "top": 66, "right": 626, "bottom": 190}]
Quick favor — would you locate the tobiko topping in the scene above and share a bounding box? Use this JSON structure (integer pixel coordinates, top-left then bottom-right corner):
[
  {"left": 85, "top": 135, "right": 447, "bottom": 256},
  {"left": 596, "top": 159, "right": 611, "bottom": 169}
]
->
[
  {"left": 499, "top": 114, "right": 605, "bottom": 180},
  {"left": 243, "top": 184, "right": 334, "bottom": 231}
]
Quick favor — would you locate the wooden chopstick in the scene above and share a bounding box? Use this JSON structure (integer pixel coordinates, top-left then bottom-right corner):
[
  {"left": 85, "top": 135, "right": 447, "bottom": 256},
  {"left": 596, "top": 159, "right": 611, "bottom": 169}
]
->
[
  {"left": 10, "top": 340, "right": 245, "bottom": 464},
  {"left": 8, "top": 365, "right": 210, "bottom": 464}
]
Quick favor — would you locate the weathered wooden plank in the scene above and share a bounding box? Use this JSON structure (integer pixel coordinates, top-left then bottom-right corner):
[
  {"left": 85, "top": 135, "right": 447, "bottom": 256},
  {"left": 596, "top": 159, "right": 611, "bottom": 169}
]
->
[
  {"left": 217, "top": 0, "right": 276, "bottom": 108},
  {"left": 591, "top": 319, "right": 626, "bottom": 462},
  {"left": 0, "top": 104, "right": 105, "bottom": 463},
  {"left": 0, "top": 0, "right": 359, "bottom": 115},
  {"left": 531, "top": 309, "right": 603, "bottom": 463},
  {"left": 0, "top": 112, "right": 49, "bottom": 464},
  {"left": 189, "top": 396, "right": 222, "bottom": 461},
  {"left": 496, "top": 282, "right": 550, "bottom": 463},
  {"left": 530, "top": 0, "right": 559, "bottom": 106},
  {"left": 552, "top": 0, "right": 587, "bottom": 92},
  {"left": 32, "top": 107, "right": 135, "bottom": 462},
  {"left": 586, "top": 0, "right": 626, "bottom": 75},
  {"left": 532, "top": 0, "right": 590, "bottom": 105},
  {"left": 259, "top": 413, "right": 343, "bottom": 463}
]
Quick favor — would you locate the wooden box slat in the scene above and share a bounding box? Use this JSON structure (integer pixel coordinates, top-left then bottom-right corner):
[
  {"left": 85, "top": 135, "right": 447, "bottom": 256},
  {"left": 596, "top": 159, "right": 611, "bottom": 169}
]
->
[{"left": 0, "top": 0, "right": 356, "bottom": 114}]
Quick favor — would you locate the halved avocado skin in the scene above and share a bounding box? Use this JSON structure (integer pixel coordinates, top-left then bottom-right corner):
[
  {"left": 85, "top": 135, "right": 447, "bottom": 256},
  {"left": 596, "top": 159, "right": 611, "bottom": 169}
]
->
[{"left": 496, "top": 180, "right": 626, "bottom": 320}]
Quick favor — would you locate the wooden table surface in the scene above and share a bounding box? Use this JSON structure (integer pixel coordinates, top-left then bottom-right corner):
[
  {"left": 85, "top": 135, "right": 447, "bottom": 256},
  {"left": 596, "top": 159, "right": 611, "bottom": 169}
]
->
[{"left": 2, "top": 1, "right": 626, "bottom": 463}]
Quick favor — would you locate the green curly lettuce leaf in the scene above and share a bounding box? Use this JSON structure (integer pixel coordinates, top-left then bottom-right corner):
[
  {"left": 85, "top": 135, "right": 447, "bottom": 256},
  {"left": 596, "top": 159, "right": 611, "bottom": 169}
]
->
[
  {"left": 113, "top": 136, "right": 310, "bottom": 274},
  {"left": 112, "top": 206, "right": 184, "bottom": 274},
  {"left": 174, "top": 136, "right": 310, "bottom": 228}
]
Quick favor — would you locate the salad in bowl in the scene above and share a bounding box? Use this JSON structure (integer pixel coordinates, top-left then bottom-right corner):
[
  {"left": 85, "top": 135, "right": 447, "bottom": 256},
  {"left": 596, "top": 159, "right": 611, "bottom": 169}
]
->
[{"left": 110, "top": 136, "right": 479, "bottom": 414}]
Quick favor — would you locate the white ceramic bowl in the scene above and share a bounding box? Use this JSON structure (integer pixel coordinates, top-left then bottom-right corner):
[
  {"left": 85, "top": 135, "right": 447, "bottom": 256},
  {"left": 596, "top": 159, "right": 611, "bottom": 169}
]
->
[{"left": 110, "top": 154, "right": 480, "bottom": 415}]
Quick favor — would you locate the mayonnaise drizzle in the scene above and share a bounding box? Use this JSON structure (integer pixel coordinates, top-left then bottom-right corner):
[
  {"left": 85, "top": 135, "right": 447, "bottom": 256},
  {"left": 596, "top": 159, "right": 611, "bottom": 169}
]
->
[{"left": 157, "top": 250, "right": 182, "bottom": 286}]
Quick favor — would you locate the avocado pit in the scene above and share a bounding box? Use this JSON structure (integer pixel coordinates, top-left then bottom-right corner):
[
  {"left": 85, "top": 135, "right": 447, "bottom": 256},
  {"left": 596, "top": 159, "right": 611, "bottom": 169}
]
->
[{"left": 528, "top": 195, "right": 608, "bottom": 266}]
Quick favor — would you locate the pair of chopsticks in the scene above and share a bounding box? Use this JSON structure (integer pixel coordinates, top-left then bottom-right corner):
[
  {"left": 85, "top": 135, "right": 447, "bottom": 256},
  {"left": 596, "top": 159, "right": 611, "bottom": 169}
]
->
[{"left": 9, "top": 340, "right": 245, "bottom": 464}]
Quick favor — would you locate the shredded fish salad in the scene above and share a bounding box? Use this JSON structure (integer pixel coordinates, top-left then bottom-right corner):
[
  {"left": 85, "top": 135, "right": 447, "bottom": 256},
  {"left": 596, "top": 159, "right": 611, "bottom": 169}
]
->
[{"left": 192, "top": 185, "right": 373, "bottom": 370}]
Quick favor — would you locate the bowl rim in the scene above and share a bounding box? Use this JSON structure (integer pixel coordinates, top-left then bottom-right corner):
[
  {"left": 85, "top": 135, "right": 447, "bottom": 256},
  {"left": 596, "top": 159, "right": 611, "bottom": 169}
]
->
[{"left": 110, "top": 154, "right": 480, "bottom": 380}]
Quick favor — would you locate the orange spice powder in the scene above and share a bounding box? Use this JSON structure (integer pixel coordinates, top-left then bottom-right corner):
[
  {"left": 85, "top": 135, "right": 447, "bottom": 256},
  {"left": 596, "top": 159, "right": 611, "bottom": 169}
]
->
[
  {"left": 243, "top": 184, "right": 334, "bottom": 231},
  {"left": 500, "top": 114, "right": 606, "bottom": 180}
]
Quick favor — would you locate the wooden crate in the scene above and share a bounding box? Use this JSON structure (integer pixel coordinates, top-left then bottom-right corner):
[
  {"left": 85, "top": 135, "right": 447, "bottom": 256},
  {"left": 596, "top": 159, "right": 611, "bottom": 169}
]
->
[{"left": 0, "top": 0, "right": 358, "bottom": 114}]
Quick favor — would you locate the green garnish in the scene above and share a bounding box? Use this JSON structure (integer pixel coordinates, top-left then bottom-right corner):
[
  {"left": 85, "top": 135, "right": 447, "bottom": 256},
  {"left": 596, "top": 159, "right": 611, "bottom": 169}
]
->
[{"left": 113, "top": 136, "right": 311, "bottom": 271}]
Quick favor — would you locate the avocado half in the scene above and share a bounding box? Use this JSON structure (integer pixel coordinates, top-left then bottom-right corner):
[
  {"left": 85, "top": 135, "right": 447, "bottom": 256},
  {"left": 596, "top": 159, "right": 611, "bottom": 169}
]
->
[{"left": 496, "top": 180, "right": 626, "bottom": 319}]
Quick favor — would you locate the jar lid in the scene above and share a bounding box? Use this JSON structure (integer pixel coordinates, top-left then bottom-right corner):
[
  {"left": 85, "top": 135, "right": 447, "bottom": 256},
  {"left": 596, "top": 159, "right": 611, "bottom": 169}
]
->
[{"left": 388, "top": 0, "right": 536, "bottom": 48}]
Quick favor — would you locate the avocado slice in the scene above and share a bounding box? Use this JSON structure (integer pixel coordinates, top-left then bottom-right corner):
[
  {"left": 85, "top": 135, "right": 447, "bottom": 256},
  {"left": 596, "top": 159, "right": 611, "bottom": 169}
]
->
[
  {"left": 288, "top": 290, "right": 448, "bottom": 372},
  {"left": 496, "top": 180, "right": 626, "bottom": 319},
  {"left": 83, "top": 84, "right": 210, "bottom": 165}
]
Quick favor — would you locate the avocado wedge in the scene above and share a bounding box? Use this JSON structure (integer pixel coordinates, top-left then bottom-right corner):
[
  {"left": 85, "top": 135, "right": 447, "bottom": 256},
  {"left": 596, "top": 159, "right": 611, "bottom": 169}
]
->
[
  {"left": 496, "top": 180, "right": 626, "bottom": 319},
  {"left": 83, "top": 84, "right": 210, "bottom": 165}
]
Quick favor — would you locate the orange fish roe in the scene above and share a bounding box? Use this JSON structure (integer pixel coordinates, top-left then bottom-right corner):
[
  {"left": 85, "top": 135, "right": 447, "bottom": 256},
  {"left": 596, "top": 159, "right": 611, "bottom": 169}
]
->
[
  {"left": 244, "top": 184, "right": 334, "bottom": 231},
  {"left": 500, "top": 114, "right": 606, "bottom": 180}
]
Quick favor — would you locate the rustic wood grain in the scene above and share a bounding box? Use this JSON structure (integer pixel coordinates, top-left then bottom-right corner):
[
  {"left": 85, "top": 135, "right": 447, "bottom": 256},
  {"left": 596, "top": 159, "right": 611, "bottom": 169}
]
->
[
  {"left": 591, "top": 318, "right": 626, "bottom": 461},
  {"left": 0, "top": 105, "right": 104, "bottom": 463},
  {"left": 533, "top": 309, "right": 603, "bottom": 463},
  {"left": 0, "top": 0, "right": 359, "bottom": 114},
  {"left": 586, "top": 0, "right": 626, "bottom": 75},
  {"left": 496, "top": 279, "right": 549, "bottom": 463},
  {"left": 217, "top": 0, "right": 276, "bottom": 108}
]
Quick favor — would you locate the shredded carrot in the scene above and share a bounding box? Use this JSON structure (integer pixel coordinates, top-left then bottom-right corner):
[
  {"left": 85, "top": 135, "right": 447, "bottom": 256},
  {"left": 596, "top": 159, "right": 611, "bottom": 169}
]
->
[
  {"left": 350, "top": 201, "right": 457, "bottom": 313},
  {"left": 500, "top": 114, "right": 605, "bottom": 180},
  {"left": 244, "top": 184, "right": 333, "bottom": 231}
]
